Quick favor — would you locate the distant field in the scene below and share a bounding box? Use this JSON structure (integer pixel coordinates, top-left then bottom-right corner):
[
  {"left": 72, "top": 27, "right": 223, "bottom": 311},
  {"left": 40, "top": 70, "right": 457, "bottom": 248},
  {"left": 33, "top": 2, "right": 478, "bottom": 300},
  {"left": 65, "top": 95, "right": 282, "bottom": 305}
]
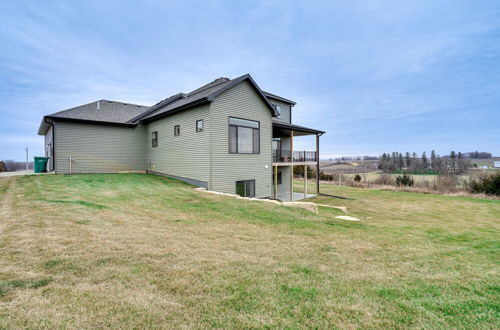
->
[
  {"left": 344, "top": 172, "right": 467, "bottom": 184},
  {"left": 1, "top": 174, "right": 499, "bottom": 328},
  {"left": 321, "top": 157, "right": 500, "bottom": 174}
]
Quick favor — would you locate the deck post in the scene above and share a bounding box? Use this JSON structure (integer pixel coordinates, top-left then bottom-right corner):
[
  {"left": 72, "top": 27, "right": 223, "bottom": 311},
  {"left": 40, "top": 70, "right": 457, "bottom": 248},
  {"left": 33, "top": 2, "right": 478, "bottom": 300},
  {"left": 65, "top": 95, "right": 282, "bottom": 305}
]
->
[
  {"left": 316, "top": 133, "right": 320, "bottom": 194},
  {"left": 304, "top": 164, "right": 307, "bottom": 199},
  {"left": 290, "top": 130, "right": 294, "bottom": 201},
  {"left": 274, "top": 165, "right": 278, "bottom": 199}
]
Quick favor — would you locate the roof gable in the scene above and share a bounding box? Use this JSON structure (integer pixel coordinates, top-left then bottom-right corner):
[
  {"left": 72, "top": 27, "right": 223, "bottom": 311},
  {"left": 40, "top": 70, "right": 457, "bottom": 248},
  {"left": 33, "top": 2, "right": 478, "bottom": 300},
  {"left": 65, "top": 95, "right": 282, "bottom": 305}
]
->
[
  {"left": 262, "top": 91, "right": 296, "bottom": 105},
  {"left": 136, "top": 74, "right": 278, "bottom": 123}
]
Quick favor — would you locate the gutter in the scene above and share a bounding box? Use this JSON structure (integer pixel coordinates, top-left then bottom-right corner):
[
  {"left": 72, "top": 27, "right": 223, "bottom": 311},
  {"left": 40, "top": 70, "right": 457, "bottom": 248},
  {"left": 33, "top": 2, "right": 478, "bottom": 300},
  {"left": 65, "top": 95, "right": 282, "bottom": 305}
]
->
[{"left": 44, "top": 116, "right": 137, "bottom": 128}]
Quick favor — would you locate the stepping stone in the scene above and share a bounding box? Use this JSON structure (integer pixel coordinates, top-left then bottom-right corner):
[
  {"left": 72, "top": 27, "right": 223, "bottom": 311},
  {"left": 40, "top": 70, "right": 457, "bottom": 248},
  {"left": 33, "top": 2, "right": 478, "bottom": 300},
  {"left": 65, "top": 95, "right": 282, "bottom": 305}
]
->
[{"left": 335, "top": 215, "right": 360, "bottom": 221}]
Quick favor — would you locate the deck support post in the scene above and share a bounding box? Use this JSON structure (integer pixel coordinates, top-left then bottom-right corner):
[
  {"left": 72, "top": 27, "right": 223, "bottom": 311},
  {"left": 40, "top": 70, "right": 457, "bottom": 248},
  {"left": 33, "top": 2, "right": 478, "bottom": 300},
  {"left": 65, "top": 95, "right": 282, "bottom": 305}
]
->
[
  {"left": 316, "top": 133, "right": 320, "bottom": 195},
  {"left": 290, "top": 130, "right": 294, "bottom": 201},
  {"left": 274, "top": 165, "right": 278, "bottom": 199}
]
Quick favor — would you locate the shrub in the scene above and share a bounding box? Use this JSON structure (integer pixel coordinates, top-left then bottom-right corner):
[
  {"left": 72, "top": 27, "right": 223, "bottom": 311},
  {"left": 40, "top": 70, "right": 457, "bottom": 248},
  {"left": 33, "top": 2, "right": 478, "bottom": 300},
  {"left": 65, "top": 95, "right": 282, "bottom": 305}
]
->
[
  {"left": 354, "top": 174, "right": 362, "bottom": 182},
  {"left": 373, "top": 173, "right": 395, "bottom": 185},
  {"left": 435, "top": 175, "right": 459, "bottom": 193},
  {"left": 396, "top": 174, "right": 414, "bottom": 187},
  {"left": 319, "top": 171, "right": 334, "bottom": 181},
  {"left": 469, "top": 172, "right": 500, "bottom": 196}
]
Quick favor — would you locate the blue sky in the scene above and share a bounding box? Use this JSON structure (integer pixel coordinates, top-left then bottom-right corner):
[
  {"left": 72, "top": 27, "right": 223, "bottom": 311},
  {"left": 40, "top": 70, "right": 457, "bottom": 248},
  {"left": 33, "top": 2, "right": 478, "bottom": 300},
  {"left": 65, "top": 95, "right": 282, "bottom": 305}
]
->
[{"left": 1, "top": 0, "right": 499, "bottom": 160}]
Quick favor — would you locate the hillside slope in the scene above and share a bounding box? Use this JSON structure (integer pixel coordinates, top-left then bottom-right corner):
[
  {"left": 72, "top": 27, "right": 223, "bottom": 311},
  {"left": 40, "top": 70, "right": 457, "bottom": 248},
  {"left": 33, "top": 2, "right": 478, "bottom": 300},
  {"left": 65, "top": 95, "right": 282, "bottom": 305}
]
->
[{"left": 0, "top": 174, "right": 498, "bottom": 328}]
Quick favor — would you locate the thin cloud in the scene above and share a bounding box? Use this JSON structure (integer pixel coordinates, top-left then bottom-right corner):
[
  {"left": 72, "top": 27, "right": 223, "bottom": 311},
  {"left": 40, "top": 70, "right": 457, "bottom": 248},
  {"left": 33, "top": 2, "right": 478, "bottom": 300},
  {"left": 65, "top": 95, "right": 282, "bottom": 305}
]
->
[{"left": 0, "top": 0, "right": 499, "bottom": 160}]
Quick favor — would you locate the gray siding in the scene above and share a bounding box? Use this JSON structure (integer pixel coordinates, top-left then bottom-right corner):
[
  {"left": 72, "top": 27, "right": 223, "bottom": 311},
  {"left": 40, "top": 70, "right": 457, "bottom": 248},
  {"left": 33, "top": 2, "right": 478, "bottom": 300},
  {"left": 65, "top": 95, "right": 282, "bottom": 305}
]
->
[
  {"left": 145, "top": 104, "right": 210, "bottom": 185},
  {"left": 44, "top": 125, "right": 54, "bottom": 171},
  {"left": 54, "top": 122, "right": 145, "bottom": 173},
  {"left": 269, "top": 99, "right": 291, "bottom": 124},
  {"left": 210, "top": 80, "right": 273, "bottom": 198}
]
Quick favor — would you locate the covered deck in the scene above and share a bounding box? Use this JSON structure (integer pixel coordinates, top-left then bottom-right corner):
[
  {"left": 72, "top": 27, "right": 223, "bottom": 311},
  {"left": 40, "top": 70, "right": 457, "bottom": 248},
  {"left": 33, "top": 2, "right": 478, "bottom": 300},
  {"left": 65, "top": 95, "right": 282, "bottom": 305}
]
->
[{"left": 272, "top": 120, "right": 325, "bottom": 201}]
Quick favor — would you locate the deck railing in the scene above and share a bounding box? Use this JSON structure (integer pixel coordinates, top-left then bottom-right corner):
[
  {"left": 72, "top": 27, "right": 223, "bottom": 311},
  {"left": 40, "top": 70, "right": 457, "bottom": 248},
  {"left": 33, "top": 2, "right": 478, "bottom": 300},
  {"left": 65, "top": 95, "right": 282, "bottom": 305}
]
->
[{"left": 273, "top": 150, "right": 317, "bottom": 163}]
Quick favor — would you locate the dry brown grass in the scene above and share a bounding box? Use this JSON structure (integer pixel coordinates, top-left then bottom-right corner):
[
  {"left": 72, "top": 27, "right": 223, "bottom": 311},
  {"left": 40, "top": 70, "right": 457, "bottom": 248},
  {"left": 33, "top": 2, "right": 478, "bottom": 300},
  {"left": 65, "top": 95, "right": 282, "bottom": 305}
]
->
[{"left": 0, "top": 174, "right": 499, "bottom": 328}]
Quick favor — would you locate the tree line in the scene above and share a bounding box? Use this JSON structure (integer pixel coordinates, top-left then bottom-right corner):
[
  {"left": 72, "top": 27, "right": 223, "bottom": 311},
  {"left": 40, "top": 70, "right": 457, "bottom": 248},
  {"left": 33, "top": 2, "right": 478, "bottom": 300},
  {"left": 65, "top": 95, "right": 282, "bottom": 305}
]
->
[
  {"left": 378, "top": 151, "right": 471, "bottom": 174},
  {"left": 0, "top": 160, "right": 33, "bottom": 172}
]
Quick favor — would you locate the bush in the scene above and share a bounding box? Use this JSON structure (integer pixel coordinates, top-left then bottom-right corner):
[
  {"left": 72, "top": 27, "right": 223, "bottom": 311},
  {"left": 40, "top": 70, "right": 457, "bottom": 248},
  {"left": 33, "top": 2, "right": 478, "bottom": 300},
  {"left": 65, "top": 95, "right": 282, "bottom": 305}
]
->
[
  {"left": 354, "top": 174, "right": 362, "bottom": 182},
  {"left": 435, "top": 175, "right": 459, "bottom": 193},
  {"left": 469, "top": 172, "right": 500, "bottom": 196},
  {"left": 319, "top": 171, "right": 334, "bottom": 181},
  {"left": 396, "top": 174, "right": 414, "bottom": 187},
  {"left": 373, "top": 173, "right": 395, "bottom": 185},
  {"left": 0, "top": 160, "right": 6, "bottom": 172}
]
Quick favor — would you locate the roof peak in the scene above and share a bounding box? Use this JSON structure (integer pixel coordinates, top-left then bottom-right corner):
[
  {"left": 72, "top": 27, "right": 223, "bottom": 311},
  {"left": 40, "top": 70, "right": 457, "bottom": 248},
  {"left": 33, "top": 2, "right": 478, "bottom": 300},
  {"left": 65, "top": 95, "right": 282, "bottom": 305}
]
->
[
  {"left": 186, "top": 77, "right": 230, "bottom": 96},
  {"left": 98, "top": 99, "right": 149, "bottom": 107}
]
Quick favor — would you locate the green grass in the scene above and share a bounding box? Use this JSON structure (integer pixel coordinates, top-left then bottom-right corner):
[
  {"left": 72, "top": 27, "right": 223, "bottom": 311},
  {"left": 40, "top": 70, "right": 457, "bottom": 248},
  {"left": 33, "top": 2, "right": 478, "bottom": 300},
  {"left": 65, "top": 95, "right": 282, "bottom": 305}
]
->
[{"left": 0, "top": 173, "right": 499, "bottom": 328}]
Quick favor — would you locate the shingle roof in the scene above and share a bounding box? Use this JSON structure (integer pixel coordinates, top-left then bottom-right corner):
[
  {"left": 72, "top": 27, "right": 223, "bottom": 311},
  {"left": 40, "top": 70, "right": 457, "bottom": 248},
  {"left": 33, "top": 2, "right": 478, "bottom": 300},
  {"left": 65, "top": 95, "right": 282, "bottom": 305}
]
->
[
  {"left": 47, "top": 100, "right": 149, "bottom": 124},
  {"left": 134, "top": 77, "right": 234, "bottom": 122},
  {"left": 39, "top": 74, "right": 279, "bottom": 134}
]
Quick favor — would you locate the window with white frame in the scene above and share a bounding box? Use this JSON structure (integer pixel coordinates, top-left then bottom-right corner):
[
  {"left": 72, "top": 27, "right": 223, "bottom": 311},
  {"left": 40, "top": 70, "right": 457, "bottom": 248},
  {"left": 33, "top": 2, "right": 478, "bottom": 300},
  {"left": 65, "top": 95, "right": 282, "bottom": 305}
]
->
[
  {"left": 152, "top": 131, "right": 158, "bottom": 147},
  {"left": 196, "top": 119, "right": 204, "bottom": 132},
  {"left": 273, "top": 104, "right": 282, "bottom": 119}
]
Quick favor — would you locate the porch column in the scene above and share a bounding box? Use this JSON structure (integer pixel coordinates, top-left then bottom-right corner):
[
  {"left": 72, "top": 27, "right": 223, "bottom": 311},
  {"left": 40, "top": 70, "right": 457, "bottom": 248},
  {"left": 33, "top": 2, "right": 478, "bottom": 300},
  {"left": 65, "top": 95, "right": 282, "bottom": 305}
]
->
[
  {"left": 304, "top": 164, "right": 307, "bottom": 199},
  {"left": 316, "top": 133, "right": 320, "bottom": 194},
  {"left": 290, "top": 130, "right": 294, "bottom": 201},
  {"left": 274, "top": 165, "right": 278, "bottom": 199}
]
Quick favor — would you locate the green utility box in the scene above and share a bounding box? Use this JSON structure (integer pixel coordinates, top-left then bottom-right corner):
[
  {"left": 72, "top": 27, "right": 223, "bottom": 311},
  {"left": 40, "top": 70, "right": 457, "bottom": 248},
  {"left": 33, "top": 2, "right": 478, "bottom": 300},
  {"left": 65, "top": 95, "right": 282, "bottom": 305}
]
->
[{"left": 34, "top": 157, "right": 49, "bottom": 173}]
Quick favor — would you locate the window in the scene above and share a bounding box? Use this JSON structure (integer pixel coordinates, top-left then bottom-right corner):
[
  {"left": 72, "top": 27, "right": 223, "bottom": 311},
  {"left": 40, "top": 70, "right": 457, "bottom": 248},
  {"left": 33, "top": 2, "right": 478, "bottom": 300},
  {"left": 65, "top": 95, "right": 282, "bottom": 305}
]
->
[
  {"left": 196, "top": 119, "right": 204, "bottom": 132},
  {"left": 228, "top": 117, "right": 260, "bottom": 154},
  {"left": 152, "top": 131, "right": 158, "bottom": 147},
  {"left": 174, "top": 125, "right": 180, "bottom": 136},
  {"left": 273, "top": 104, "right": 282, "bottom": 119},
  {"left": 236, "top": 180, "right": 255, "bottom": 197}
]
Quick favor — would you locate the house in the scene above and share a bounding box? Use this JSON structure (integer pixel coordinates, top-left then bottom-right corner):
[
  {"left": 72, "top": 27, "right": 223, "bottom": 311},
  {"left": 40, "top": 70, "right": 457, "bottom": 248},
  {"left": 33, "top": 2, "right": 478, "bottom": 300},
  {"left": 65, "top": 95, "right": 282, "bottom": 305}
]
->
[
  {"left": 38, "top": 74, "right": 324, "bottom": 200},
  {"left": 494, "top": 161, "right": 500, "bottom": 168}
]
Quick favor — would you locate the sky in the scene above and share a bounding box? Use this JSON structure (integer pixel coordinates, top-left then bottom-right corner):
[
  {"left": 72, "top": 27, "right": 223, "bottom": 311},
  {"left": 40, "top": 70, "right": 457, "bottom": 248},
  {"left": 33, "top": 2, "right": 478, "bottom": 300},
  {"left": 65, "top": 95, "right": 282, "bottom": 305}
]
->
[{"left": 1, "top": 0, "right": 499, "bottom": 161}]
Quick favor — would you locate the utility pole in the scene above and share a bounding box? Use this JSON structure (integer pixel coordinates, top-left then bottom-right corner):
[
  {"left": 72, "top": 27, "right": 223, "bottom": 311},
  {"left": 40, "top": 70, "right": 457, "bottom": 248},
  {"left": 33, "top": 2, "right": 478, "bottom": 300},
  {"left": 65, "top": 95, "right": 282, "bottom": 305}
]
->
[
  {"left": 339, "top": 166, "right": 343, "bottom": 185},
  {"left": 25, "top": 147, "right": 29, "bottom": 171}
]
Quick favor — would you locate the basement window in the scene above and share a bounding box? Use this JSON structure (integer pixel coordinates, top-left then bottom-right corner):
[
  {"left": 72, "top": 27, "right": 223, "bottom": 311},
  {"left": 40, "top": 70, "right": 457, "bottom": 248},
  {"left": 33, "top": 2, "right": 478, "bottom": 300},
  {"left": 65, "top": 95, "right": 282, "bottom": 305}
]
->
[
  {"left": 174, "top": 125, "right": 180, "bottom": 136},
  {"left": 152, "top": 131, "right": 158, "bottom": 147},
  {"left": 236, "top": 180, "right": 255, "bottom": 197}
]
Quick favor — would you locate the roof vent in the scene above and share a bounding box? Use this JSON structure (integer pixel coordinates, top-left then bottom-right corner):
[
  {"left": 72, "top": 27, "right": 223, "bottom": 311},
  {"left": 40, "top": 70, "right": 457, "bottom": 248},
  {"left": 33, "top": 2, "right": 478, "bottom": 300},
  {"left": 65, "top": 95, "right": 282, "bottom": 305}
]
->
[
  {"left": 96, "top": 101, "right": 101, "bottom": 110},
  {"left": 213, "top": 77, "right": 229, "bottom": 83}
]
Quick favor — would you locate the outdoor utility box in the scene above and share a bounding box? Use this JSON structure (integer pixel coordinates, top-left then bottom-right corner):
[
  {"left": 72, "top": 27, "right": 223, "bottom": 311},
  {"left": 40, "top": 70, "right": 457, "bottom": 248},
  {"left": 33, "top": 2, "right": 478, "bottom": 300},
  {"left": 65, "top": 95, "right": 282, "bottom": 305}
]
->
[{"left": 34, "top": 157, "right": 49, "bottom": 173}]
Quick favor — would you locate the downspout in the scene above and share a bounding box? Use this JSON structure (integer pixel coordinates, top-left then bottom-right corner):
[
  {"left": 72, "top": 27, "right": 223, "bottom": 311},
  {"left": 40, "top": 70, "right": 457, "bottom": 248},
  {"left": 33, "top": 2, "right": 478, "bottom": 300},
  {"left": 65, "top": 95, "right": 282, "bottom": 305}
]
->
[
  {"left": 208, "top": 103, "right": 213, "bottom": 190},
  {"left": 44, "top": 117, "right": 55, "bottom": 172}
]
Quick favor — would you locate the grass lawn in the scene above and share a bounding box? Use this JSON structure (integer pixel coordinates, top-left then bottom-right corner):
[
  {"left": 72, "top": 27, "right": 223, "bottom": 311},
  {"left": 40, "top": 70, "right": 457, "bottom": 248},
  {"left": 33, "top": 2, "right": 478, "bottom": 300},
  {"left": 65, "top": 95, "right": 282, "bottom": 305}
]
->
[
  {"left": 0, "top": 174, "right": 499, "bottom": 328},
  {"left": 340, "top": 172, "right": 453, "bottom": 184}
]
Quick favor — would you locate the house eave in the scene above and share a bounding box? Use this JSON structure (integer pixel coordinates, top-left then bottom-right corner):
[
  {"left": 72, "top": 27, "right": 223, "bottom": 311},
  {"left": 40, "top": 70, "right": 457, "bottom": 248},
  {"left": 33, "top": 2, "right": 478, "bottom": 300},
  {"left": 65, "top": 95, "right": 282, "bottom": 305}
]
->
[
  {"left": 206, "top": 74, "right": 279, "bottom": 117},
  {"left": 263, "top": 91, "right": 297, "bottom": 106},
  {"left": 43, "top": 116, "right": 138, "bottom": 129},
  {"left": 138, "top": 98, "right": 211, "bottom": 123},
  {"left": 272, "top": 121, "right": 325, "bottom": 135}
]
